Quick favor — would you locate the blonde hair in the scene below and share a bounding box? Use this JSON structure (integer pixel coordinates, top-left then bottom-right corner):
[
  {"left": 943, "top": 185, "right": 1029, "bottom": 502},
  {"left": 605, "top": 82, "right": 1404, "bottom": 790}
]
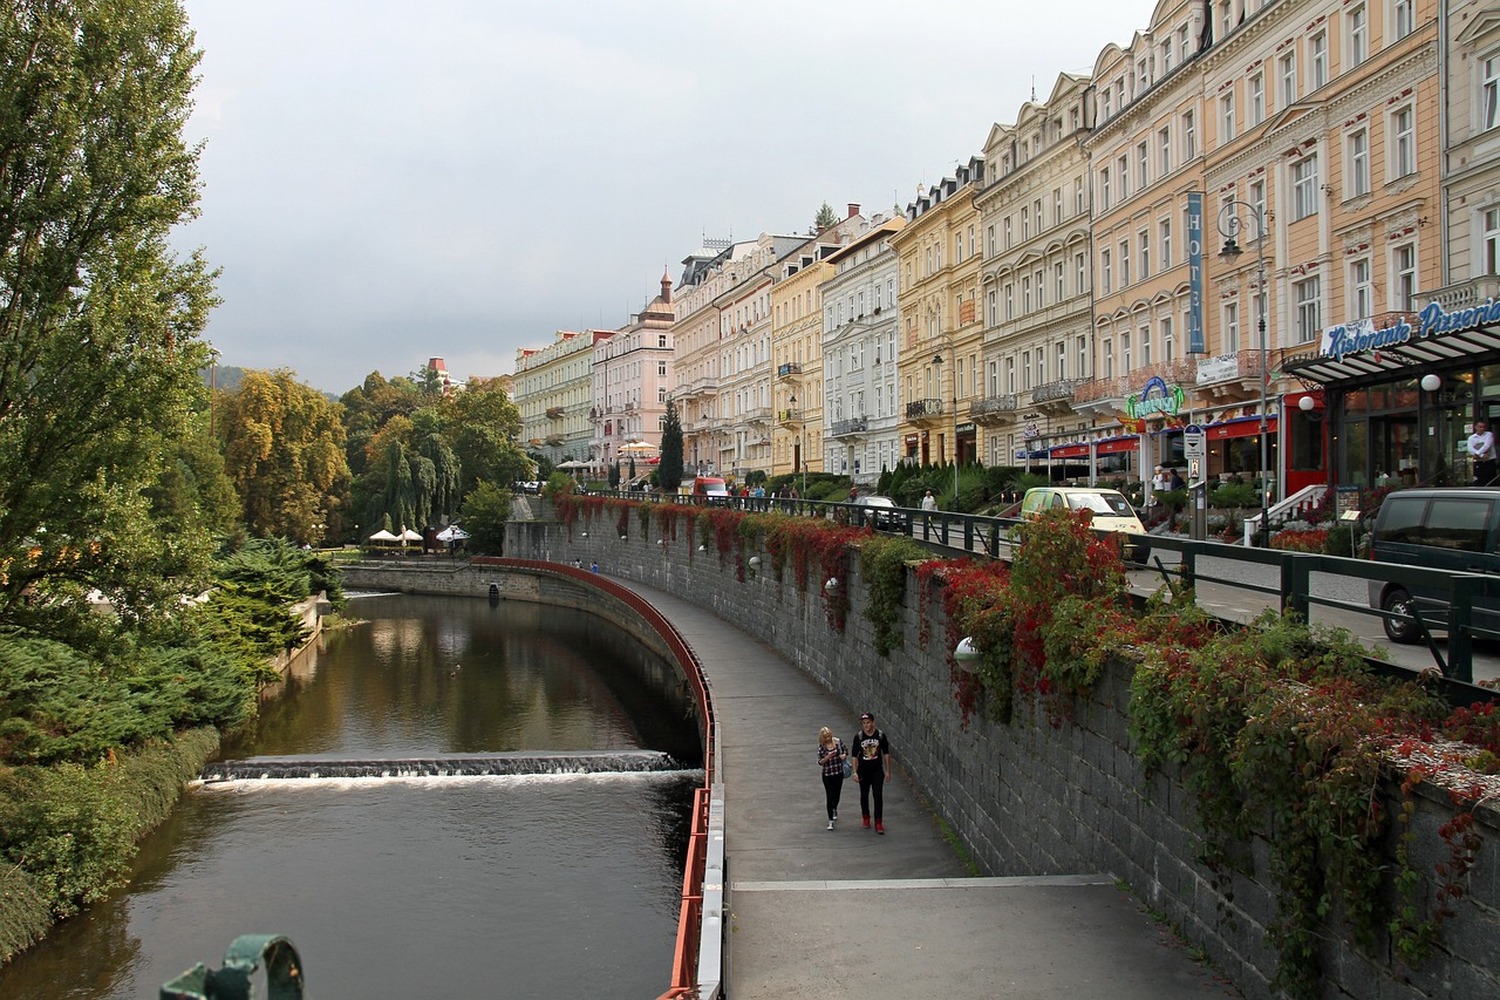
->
[{"left": 818, "top": 726, "right": 834, "bottom": 744}]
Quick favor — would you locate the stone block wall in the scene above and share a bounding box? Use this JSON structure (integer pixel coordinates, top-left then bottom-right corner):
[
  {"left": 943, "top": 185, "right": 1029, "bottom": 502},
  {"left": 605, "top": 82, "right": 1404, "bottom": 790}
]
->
[{"left": 484, "top": 512, "right": 1499, "bottom": 999}]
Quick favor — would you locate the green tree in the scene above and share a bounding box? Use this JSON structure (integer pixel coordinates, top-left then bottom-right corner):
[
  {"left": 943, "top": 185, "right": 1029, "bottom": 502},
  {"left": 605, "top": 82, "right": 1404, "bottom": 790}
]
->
[
  {"left": 460, "top": 481, "right": 512, "bottom": 555},
  {"left": 218, "top": 369, "right": 350, "bottom": 545},
  {"left": 438, "top": 377, "right": 530, "bottom": 497},
  {"left": 338, "top": 371, "right": 420, "bottom": 478},
  {"left": 814, "top": 201, "right": 839, "bottom": 230},
  {"left": 0, "top": 0, "right": 222, "bottom": 630},
  {"left": 658, "top": 399, "right": 684, "bottom": 493}
]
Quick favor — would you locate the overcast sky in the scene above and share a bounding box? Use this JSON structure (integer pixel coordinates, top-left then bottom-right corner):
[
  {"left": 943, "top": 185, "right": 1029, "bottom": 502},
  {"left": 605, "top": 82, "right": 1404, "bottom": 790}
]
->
[{"left": 174, "top": 1, "right": 1151, "bottom": 396}]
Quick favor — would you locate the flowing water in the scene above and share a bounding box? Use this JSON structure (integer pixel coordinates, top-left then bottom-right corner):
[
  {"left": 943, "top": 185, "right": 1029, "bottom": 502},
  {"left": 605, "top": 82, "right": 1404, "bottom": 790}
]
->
[{"left": 0, "top": 593, "right": 702, "bottom": 998}]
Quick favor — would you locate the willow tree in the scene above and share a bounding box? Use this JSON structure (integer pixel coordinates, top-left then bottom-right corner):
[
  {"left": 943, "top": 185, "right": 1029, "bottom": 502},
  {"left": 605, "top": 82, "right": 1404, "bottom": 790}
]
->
[{"left": 0, "top": 1, "right": 222, "bottom": 630}]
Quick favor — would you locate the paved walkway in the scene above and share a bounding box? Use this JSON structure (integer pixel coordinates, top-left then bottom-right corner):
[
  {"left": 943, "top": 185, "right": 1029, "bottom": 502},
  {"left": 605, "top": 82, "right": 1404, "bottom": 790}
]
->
[{"left": 609, "top": 576, "right": 1241, "bottom": 1000}]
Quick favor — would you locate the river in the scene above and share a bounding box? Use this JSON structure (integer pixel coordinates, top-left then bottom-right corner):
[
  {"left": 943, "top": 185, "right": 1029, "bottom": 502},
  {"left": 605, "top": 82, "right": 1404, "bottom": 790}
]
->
[{"left": 0, "top": 593, "right": 702, "bottom": 998}]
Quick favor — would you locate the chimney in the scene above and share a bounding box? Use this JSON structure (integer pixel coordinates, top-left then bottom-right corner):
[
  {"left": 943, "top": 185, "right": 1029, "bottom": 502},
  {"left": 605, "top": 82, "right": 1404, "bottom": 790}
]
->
[{"left": 847, "top": 203, "right": 860, "bottom": 219}]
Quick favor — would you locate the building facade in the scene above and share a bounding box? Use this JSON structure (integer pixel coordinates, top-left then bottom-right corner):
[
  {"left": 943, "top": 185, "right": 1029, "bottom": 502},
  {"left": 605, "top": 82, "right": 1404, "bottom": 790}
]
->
[
  {"left": 515, "top": 330, "right": 597, "bottom": 466},
  {"left": 590, "top": 270, "right": 676, "bottom": 479},
  {"left": 890, "top": 159, "right": 987, "bottom": 474},
  {"left": 821, "top": 214, "right": 906, "bottom": 486},
  {"left": 977, "top": 73, "right": 1097, "bottom": 472}
]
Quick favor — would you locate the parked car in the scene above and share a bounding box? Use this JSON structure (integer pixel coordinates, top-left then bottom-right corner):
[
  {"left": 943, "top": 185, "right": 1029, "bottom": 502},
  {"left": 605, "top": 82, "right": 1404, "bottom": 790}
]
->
[
  {"left": 1366, "top": 488, "right": 1500, "bottom": 643},
  {"left": 851, "top": 494, "right": 909, "bottom": 532},
  {"left": 1018, "top": 486, "right": 1150, "bottom": 563}
]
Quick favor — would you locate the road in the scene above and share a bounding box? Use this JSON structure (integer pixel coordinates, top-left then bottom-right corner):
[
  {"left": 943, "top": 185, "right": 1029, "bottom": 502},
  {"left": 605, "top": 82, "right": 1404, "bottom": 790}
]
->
[{"left": 1129, "top": 551, "right": 1500, "bottom": 685}]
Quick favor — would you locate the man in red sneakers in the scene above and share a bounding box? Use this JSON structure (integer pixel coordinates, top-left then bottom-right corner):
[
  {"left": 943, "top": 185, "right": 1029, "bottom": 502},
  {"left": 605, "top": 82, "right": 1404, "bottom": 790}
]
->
[{"left": 851, "top": 712, "right": 891, "bottom": 833}]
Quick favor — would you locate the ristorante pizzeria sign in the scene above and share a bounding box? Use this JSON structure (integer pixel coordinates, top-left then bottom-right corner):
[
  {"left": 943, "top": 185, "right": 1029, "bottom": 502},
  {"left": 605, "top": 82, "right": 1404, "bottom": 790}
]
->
[{"left": 1321, "top": 299, "right": 1500, "bottom": 363}]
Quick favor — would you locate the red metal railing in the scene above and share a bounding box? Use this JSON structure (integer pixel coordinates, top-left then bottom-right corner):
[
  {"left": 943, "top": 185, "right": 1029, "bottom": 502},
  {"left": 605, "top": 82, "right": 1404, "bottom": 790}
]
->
[{"left": 473, "top": 559, "right": 719, "bottom": 997}]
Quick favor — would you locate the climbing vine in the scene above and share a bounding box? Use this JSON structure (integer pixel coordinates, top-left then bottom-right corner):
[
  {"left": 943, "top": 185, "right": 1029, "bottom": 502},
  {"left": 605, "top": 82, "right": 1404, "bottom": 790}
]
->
[{"left": 858, "top": 536, "right": 927, "bottom": 656}]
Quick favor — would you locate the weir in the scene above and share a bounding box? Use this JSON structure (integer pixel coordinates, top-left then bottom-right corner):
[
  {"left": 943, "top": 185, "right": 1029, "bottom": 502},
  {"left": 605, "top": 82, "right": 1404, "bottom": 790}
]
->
[{"left": 199, "top": 749, "right": 686, "bottom": 782}]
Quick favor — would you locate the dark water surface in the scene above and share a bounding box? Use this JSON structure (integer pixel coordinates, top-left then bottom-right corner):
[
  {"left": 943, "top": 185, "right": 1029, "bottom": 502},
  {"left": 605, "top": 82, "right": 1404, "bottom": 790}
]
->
[{"left": 0, "top": 594, "right": 701, "bottom": 998}]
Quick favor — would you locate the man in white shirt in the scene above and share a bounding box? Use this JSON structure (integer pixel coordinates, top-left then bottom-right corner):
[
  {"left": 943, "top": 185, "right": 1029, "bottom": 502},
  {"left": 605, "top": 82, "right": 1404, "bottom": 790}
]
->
[{"left": 1468, "top": 420, "right": 1497, "bottom": 486}]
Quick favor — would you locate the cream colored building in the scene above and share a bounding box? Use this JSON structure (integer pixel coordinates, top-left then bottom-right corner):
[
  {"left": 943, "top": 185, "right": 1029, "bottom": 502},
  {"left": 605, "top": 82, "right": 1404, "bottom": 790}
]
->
[
  {"left": 1207, "top": 0, "right": 1441, "bottom": 492},
  {"left": 1438, "top": 0, "right": 1500, "bottom": 296},
  {"left": 515, "top": 330, "right": 598, "bottom": 466},
  {"left": 820, "top": 214, "right": 906, "bottom": 485},
  {"left": 1077, "top": 0, "right": 1210, "bottom": 480},
  {"left": 890, "top": 159, "right": 987, "bottom": 471},
  {"left": 976, "top": 73, "right": 1097, "bottom": 470}
]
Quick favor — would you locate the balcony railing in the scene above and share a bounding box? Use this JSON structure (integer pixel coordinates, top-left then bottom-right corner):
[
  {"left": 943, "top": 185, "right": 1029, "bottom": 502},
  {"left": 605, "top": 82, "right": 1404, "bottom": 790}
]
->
[
  {"left": 1031, "top": 379, "right": 1079, "bottom": 405},
  {"left": 777, "top": 408, "right": 802, "bottom": 424},
  {"left": 1415, "top": 275, "right": 1500, "bottom": 311},
  {"left": 905, "top": 398, "right": 945, "bottom": 420},
  {"left": 831, "top": 416, "right": 869, "bottom": 436},
  {"left": 969, "top": 394, "right": 1018, "bottom": 418},
  {"left": 776, "top": 362, "right": 803, "bottom": 379},
  {"left": 545, "top": 406, "right": 565, "bottom": 419}
]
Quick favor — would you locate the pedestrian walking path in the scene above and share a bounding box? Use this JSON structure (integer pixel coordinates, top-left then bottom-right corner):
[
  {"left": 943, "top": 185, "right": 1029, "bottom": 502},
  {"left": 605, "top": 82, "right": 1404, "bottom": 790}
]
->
[{"left": 610, "top": 576, "right": 1240, "bottom": 1000}]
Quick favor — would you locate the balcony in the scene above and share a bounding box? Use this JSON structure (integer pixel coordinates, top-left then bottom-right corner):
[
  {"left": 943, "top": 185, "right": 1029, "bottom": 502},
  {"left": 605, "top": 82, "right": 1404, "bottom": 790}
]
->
[
  {"left": 777, "top": 408, "right": 803, "bottom": 427},
  {"left": 545, "top": 406, "right": 565, "bottom": 419},
  {"left": 1195, "top": 350, "right": 1269, "bottom": 402},
  {"left": 969, "top": 394, "right": 1018, "bottom": 426},
  {"left": 1416, "top": 275, "right": 1500, "bottom": 311},
  {"left": 743, "top": 405, "right": 772, "bottom": 426},
  {"left": 830, "top": 416, "right": 869, "bottom": 437},
  {"left": 1032, "top": 379, "right": 1079, "bottom": 405},
  {"left": 776, "top": 362, "right": 803, "bottom": 380},
  {"left": 544, "top": 433, "right": 564, "bottom": 446},
  {"left": 905, "top": 398, "right": 945, "bottom": 423}
]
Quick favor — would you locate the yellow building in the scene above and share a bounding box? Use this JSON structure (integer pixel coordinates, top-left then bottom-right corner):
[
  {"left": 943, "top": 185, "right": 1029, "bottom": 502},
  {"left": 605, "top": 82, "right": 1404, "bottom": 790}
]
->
[
  {"left": 890, "top": 158, "right": 986, "bottom": 471},
  {"left": 977, "top": 73, "right": 1096, "bottom": 469},
  {"left": 1078, "top": 0, "right": 1209, "bottom": 480},
  {"left": 514, "top": 330, "right": 597, "bottom": 466}
]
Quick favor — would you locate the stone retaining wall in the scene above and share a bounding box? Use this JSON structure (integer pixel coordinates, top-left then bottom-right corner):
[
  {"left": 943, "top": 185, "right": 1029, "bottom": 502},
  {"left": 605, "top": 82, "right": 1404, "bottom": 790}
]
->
[{"left": 344, "top": 512, "right": 1499, "bottom": 1000}]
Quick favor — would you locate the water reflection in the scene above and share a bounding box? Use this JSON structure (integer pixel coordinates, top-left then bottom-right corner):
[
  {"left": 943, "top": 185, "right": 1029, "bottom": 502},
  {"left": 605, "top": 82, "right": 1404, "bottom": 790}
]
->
[{"left": 0, "top": 593, "right": 700, "bottom": 998}]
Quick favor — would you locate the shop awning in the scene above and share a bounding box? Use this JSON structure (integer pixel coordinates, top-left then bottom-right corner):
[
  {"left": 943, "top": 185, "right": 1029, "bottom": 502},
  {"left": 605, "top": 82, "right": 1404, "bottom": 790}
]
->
[
  {"left": 1208, "top": 415, "right": 1279, "bottom": 439},
  {"left": 1050, "top": 443, "right": 1091, "bottom": 458},
  {"left": 1095, "top": 436, "right": 1138, "bottom": 455},
  {"left": 1283, "top": 324, "right": 1500, "bottom": 384}
]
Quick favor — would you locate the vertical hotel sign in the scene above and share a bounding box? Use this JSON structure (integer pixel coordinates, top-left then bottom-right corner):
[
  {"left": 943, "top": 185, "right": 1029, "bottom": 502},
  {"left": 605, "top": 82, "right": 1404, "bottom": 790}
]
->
[{"left": 1187, "top": 192, "right": 1205, "bottom": 354}]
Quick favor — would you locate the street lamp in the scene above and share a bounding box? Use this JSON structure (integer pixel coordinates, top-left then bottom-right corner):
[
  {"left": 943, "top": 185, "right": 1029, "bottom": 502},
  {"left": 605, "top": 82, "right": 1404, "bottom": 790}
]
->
[
  {"left": 1218, "top": 199, "right": 1272, "bottom": 547},
  {"left": 789, "top": 393, "right": 806, "bottom": 498},
  {"left": 931, "top": 350, "right": 959, "bottom": 506}
]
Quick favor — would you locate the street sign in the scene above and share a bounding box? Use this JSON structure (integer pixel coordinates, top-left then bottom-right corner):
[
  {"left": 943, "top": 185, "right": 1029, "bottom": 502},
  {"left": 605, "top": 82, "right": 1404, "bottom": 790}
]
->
[{"left": 1184, "top": 423, "right": 1207, "bottom": 460}]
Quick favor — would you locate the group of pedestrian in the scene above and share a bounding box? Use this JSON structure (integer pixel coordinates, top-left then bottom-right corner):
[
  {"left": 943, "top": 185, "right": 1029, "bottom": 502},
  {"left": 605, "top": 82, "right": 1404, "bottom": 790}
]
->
[{"left": 816, "top": 712, "right": 891, "bottom": 834}]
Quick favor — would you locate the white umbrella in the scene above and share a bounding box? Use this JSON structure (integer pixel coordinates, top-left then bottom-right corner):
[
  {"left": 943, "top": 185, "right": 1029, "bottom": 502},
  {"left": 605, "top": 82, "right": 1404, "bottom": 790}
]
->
[
  {"left": 367, "top": 528, "right": 399, "bottom": 543},
  {"left": 619, "top": 440, "right": 657, "bottom": 454},
  {"left": 556, "top": 460, "right": 587, "bottom": 470},
  {"left": 399, "top": 528, "right": 424, "bottom": 543},
  {"left": 435, "top": 525, "right": 469, "bottom": 542}
]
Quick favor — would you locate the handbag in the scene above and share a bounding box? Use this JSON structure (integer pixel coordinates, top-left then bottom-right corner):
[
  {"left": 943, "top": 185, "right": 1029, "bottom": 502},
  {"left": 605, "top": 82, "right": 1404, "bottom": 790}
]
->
[{"left": 841, "top": 758, "right": 852, "bottom": 779}]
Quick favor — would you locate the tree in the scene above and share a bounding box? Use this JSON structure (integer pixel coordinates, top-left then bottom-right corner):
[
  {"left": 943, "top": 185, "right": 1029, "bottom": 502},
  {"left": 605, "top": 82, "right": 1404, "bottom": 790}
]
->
[
  {"left": 218, "top": 369, "right": 350, "bottom": 544},
  {"left": 460, "top": 481, "right": 512, "bottom": 555},
  {"left": 658, "top": 400, "right": 684, "bottom": 493},
  {"left": 339, "top": 372, "right": 421, "bottom": 478},
  {"left": 0, "top": 1, "right": 222, "bottom": 630},
  {"left": 814, "top": 201, "right": 839, "bottom": 230},
  {"left": 438, "top": 378, "right": 530, "bottom": 498}
]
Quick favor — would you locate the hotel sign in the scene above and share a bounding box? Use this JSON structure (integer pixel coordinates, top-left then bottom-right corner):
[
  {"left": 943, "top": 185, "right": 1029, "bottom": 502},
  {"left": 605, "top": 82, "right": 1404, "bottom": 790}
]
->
[
  {"left": 1126, "top": 376, "right": 1186, "bottom": 420},
  {"left": 1187, "top": 192, "right": 1205, "bottom": 354},
  {"left": 1321, "top": 299, "right": 1500, "bottom": 362}
]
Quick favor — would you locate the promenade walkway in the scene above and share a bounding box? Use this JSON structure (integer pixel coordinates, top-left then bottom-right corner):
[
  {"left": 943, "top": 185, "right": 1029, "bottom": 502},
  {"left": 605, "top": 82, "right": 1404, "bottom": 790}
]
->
[{"left": 609, "top": 575, "right": 1240, "bottom": 1000}]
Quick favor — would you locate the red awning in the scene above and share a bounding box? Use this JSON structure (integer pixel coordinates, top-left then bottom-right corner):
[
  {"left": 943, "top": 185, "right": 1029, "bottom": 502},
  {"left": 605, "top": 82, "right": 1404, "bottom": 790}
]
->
[
  {"left": 1207, "top": 416, "right": 1278, "bottom": 440},
  {"left": 1095, "top": 437, "right": 1139, "bottom": 455},
  {"left": 1050, "top": 444, "right": 1091, "bottom": 458}
]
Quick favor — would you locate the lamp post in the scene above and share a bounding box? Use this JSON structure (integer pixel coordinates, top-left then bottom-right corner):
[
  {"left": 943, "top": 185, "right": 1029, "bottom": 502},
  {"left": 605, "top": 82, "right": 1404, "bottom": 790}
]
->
[
  {"left": 931, "top": 348, "right": 959, "bottom": 506},
  {"left": 789, "top": 392, "right": 806, "bottom": 498},
  {"left": 1217, "top": 199, "right": 1271, "bottom": 547}
]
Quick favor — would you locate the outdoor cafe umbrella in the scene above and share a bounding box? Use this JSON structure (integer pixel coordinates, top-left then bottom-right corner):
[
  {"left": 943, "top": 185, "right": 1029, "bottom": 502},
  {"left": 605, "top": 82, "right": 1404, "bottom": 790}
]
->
[
  {"left": 619, "top": 440, "right": 656, "bottom": 454},
  {"left": 398, "top": 528, "right": 424, "bottom": 545},
  {"left": 367, "top": 528, "right": 399, "bottom": 544},
  {"left": 435, "top": 525, "right": 469, "bottom": 543}
]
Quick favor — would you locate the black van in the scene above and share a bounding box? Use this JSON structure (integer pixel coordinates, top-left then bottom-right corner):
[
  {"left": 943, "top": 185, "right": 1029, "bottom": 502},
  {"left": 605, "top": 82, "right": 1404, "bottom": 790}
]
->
[{"left": 1366, "top": 488, "right": 1500, "bottom": 642}]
